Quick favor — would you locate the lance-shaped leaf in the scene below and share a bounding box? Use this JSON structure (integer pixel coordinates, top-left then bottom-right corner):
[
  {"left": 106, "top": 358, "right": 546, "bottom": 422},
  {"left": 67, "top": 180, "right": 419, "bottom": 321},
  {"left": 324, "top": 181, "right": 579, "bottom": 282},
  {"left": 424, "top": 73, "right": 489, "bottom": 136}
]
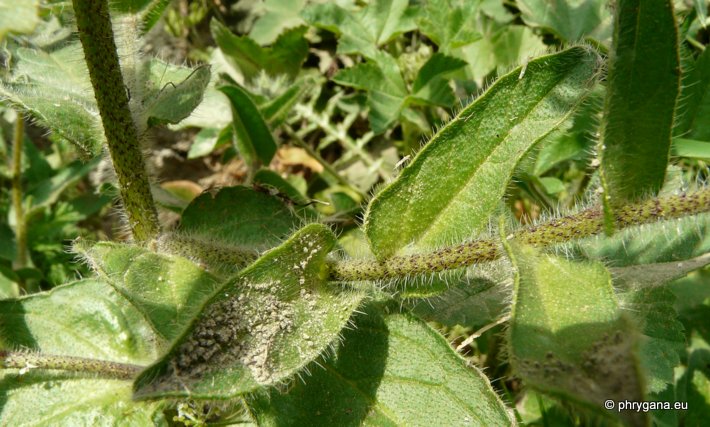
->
[
  {"left": 0, "top": 279, "right": 165, "bottom": 424},
  {"left": 599, "top": 0, "right": 680, "bottom": 230},
  {"left": 219, "top": 85, "right": 278, "bottom": 166},
  {"left": 505, "top": 241, "right": 646, "bottom": 426},
  {"left": 365, "top": 46, "right": 600, "bottom": 259},
  {"left": 74, "top": 241, "right": 223, "bottom": 342},
  {"left": 249, "top": 303, "right": 515, "bottom": 426},
  {"left": 133, "top": 224, "right": 364, "bottom": 400},
  {"left": 143, "top": 64, "right": 210, "bottom": 127}
]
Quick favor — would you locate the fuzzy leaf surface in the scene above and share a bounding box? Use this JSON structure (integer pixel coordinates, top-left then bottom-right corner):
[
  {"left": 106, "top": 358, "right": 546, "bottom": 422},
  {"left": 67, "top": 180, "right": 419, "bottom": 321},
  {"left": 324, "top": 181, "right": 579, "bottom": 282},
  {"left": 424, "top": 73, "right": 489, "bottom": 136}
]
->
[
  {"left": 219, "top": 85, "right": 278, "bottom": 165},
  {"left": 178, "top": 185, "right": 301, "bottom": 251},
  {"left": 133, "top": 224, "right": 364, "bottom": 400},
  {"left": 617, "top": 287, "right": 685, "bottom": 394},
  {"left": 0, "top": 372, "right": 166, "bottom": 426},
  {"left": 0, "top": 0, "right": 38, "bottom": 41},
  {"left": 365, "top": 47, "right": 600, "bottom": 258},
  {"left": 599, "top": 0, "right": 680, "bottom": 219},
  {"left": 410, "top": 261, "right": 512, "bottom": 328},
  {"left": 572, "top": 213, "right": 710, "bottom": 266},
  {"left": 506, "top": 242, "right": 646, "bottom": 425},
  {"left": 75, "top": 242, "right": 223, "bottom": 342},
  {"left": 0, "top": 46, "right": 103, "bottom": 157},
  {"left": 0, "top": 279, "right": 164, "bottom": 425},
  {"left": 144, "top": 64, "right": 210, "bottom": 127},
  {"left": 249, "top": 303, "right": 515, "bottom": 426}
]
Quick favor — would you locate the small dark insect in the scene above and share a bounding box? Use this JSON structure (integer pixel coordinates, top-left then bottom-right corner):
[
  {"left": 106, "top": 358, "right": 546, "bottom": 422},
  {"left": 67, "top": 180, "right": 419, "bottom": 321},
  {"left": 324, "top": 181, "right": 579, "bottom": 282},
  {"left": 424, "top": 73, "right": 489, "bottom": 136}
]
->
[{"left": 252, "top": 183, "right": 327, "bottom": 208}]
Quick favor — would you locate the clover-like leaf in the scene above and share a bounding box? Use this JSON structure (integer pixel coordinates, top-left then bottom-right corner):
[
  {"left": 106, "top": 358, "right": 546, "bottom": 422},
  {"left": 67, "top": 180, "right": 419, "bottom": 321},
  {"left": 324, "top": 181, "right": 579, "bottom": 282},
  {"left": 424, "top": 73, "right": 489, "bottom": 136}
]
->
[
  {"left": 517, "top": 0, "right": 611, "bottom": 42},
  {"left": 417, "top": 0, "right": 481, "bottom": 52},
  {"left": 211, "top": 19, "right": 308, "bottom": 80},
  {"left": 249, "top": 303, "right": 515, "bottom": 426},
  {"left": 133, "top": 224, "right": 364, "bottom": 400},
  {"left": 302, "top": 0, "right": 417, "bottom": 59}
]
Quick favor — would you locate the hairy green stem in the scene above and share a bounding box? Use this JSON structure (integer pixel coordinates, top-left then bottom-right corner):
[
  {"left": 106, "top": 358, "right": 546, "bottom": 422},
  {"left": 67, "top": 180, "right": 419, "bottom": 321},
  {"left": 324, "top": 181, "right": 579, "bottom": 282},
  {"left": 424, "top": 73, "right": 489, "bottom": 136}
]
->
[
  {"left": 72, "top": 0, "right": 160, "bottom": 242},
  {"left": 0, "top": 350, "right": 143, "bottom": 380},
  {"left": 329, "top": 188, "right": 710, "bottom": 281},
  {"left": 11, "top": 113, "right": 27, "bottom": 273}
]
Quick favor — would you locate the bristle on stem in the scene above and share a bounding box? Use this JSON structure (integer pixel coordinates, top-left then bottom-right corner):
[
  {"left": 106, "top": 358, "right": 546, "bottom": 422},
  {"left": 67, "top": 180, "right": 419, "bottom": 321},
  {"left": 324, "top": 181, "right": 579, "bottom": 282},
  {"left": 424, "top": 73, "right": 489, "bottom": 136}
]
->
[{"left": 329, "top": 188, "right": 710, "bottom": 281}]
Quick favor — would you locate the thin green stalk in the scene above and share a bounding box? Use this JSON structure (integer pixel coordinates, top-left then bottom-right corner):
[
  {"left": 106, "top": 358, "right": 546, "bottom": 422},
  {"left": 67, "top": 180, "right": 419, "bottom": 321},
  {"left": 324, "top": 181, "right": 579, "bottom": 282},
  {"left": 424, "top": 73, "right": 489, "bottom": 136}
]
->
[
  {"left": 72, "top": 0, "right": 160, "bottom": 242},
  {"left": 283, "top": 125, "right": 365, "bottom": 199},
  {"left": 0, "top": 350, "right": 143, "bottom": 380},
  {"left": 11, "top": 114, "right": 27, "bottom": 273},
  {"left": 329, "top": 188, "right": 710, "bottom": 281}
]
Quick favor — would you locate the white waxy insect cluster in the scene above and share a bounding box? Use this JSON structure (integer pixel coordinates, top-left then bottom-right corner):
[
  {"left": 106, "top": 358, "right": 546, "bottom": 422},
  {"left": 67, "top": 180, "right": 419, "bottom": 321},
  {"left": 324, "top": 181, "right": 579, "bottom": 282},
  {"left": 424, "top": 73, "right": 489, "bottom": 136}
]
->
[
  {"left": 170, "top": 234, "right": 325, "bottom": 384},
  {"left": 174, "top": 279, "right": 294, "bottom": 383}
]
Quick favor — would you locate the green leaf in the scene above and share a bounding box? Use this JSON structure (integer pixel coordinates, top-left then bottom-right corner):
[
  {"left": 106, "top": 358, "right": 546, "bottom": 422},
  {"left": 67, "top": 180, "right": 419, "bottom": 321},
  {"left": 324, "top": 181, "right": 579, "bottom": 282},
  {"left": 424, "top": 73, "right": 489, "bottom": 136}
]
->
[
  {"left": 0, "top": 46, "right": 104, "bottom": 157},
  {"left": 599, "top": 0, "right": 680, "bottom": 218},
  {"left": 26, "top": 157, "right": 100, "bottom": 213},
  {"left": 211, "top": 19, "right": 308, "bottom": 80},
  {"left": 111, "top": 0, "right": 172, "bottom": 33},
  {"left": 610, "top": 253, "right": 710, "bottom": 288},
  {"left": 74, "top": 242, "right": 223, "bottom": 342},
  {"left": 333, "top": 52, "right": 408, "bottom": 133},
  {"left": 178, "top": 185, "right": 301, "bottom": 251},
  {"left": 187, "top": 126, "right": 232, "bottom": 159},
  {"left": 459, "top": 23, "right": 545, "bottom": 86},
  {"left": 505, "top": 242, "right": 646, "bottom": 425},
  {"left": 0, "top": 280, "right": 165, "bottom": 425},
  {"left": 219, "top": 85, "right": 278, "bottom": 165},
  {"left": 517, "top": 0, "right": 612, "bottom": 42},
  {"left": 417, "top": 0, "right": 481, "bottom": 52},
  {"left": 302, "top": 0, "right": 417, "bottom": 59},
  {"left": 617, "top": 287, "right": 685, "bottom": 394},
  {"left": 261, "top": 79, "right": 310, "bottom": 128},
  {"left": 410, "top": 262, "right": 512, "bottom": 328},
  {"left": 572, "top": 213, "right": 710, "bottom": 266},
  {"left": 0, "top": 279, "right": 159, "bottom": 363},
  {"left": 365, "top": 47, "right": 600, "bottom": 258},
  {"left": 133, "top": 224, "right": 364, "bottom": 400},
  {"left": 0, "top": 0, "right": 39, "bottom": 41},
  {"left": 673, "top": 138, "right": 710, "bottom": 160},
  {"left": 0, "top": 372, "right": 167, "bottom": 426},
  {"left": 143, "top": 64, "right": 210, "bottom": 127},
  {"left": 674, "top": 45, "right": 710, "bottom": 141},
  {"left": 410, "top": 53, "right": 467, "bottom": 106},
  {"left": 249, "top": 303, "right": 515, "bottom": 426},
  {"left": 532, "top": 88, "right": 602, "bottom": 175},
  {"left": 249, "top": 0, "right": 307, "bottom": 45}
]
